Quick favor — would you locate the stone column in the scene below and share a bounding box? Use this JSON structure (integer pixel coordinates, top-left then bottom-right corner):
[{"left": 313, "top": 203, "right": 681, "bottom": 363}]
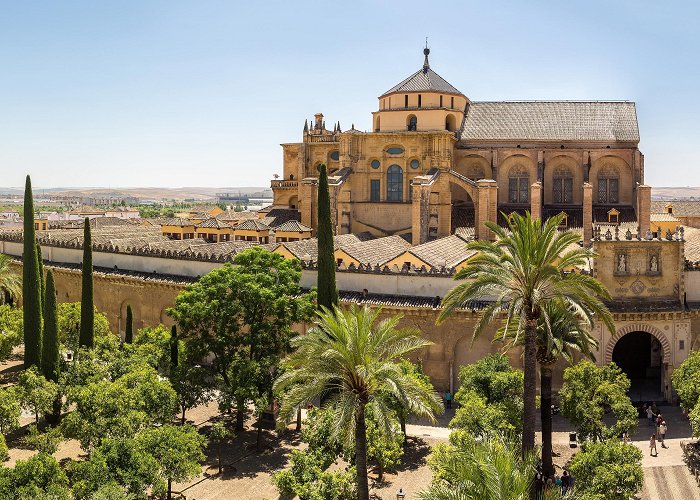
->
[
  {"left": 583, "top": 182, "right": 593, "bottom": 245},
  {"left": 411, "top": 183, "right": 430, "bottom": 245},
  {"left": 477, "top": 179, "right": 498, "bottom": 241},
  {"left": 530, "top": 182, "right": 542, "bottom": 221},
  {"left": 637, "top": 184, "right": 652, "bottom": 235},
  {"left": 299, "top": 179, "right": 316, "bottom": 233}
]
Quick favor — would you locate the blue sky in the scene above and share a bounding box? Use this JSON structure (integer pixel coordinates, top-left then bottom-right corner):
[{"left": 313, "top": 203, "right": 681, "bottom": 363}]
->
[{"left": 1, "top": 1, "right": 698, "bottom": 188}]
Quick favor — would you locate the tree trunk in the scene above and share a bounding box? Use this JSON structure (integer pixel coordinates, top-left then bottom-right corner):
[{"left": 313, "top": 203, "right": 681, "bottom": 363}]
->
[
  {"left": 522, "top": 315, "right": 538, "bottom": 457},
  {"left": 541, "top": 364, "right": 554, "bottom": 478},
  {"left": 218, "top": 443, "right": 222, "bottom": 473},
  {"left": 400, "top": 414, "right": 407, "bottom": 448},
  {"left": 296, "top": 407, "right": 302, "bottom": 432},
  {"left": 257, "top": 423, "right": 263, "bottom": 451},
  {"left": 167, "top": 477, "right": 172, "bottom": 500},
  {"left": 355, "top": 404, "right": 369, "bottom": 500},
  {"left": 181, "top": 406, "right": 186, "bottom": 425},
  {"left": 236, "top": 400, "right": 245, "bottom": 432}
]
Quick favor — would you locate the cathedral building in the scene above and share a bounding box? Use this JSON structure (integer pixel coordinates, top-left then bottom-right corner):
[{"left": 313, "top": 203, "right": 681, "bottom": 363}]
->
[{"left": 272, "top": 48, "right": 650, "bottom": 245}]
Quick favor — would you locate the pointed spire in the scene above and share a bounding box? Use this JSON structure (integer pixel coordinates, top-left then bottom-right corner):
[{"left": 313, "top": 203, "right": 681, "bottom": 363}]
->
[
  {"left": 423, "top": 43, "right": 430, "bottom": 72},
  {"left": 304, "top": 119, "right": 308, "bottom": 132},
  {"left": 351, "top": 123, "right": 355, "bottom": 130},
  {"left": 337, "top": 121, "right": 341, "bottom": 132},
  {"left": 333, "top": 123, "right": 337, "bottom": 133}
]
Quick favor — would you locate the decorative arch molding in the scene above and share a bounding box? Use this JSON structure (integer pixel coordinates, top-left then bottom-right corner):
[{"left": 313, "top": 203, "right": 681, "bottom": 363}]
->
[{"left": 604, "top": 323, "right": 671, "bottom": 365}]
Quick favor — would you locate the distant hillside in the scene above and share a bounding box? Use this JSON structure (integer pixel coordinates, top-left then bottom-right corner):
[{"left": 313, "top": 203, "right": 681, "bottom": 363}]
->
[
  {"left": 652, "top": 187, "right": 700, "bottom": 200},
  {"left": 0, "top": 186, "right": 273, "bottom": 201}
]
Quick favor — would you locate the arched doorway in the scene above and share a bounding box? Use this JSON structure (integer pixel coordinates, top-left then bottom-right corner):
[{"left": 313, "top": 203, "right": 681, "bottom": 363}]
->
[{"left": 612, "top": 331, "right": 664, "bottom": 403}]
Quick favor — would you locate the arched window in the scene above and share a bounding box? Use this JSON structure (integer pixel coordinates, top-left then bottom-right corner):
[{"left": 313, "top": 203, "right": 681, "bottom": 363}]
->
[
  {"left": 508, "top": 164, "right": 529, "bottom": 204},
  {"left": 598, "top": 165, "right": 619, "bottom": 204},
  {"left": 407, "top": 115, "right": 417, "bottom": 131},
  {"left": 445, "top": 114, "right": 456, "bottom": 131},
  {"left": 375, "top": 116, "right": 380, "bottom": 132},
  {"left": 387, "top": 165, "right": 403, "bottom": 202},
  {"left": 552, "top": 166, "right": 573, "bottom": 203}
]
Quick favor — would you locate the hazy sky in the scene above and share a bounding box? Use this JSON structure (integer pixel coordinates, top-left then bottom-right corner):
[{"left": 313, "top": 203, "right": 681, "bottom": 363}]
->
[{"left": 1, "top": 1, "right": 698, "bottom": 188}]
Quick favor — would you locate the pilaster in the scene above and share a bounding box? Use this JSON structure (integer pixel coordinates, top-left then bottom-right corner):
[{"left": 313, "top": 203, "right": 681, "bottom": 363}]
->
[
  {"left": 477, "top": 179, "right": 498, "bottom": 241},
  {"left": 530, "top": 182, "right": 542, "bottom": 222},
  {"left": 583, "top": 182, "right": 592, "bottom": 245}
]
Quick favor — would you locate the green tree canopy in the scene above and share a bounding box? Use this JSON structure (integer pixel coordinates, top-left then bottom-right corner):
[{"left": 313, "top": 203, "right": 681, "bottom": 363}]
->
[
  {"left": 568, "top": 439, "right": 644, "bottom": 499},
  {"left": 69, "top": 437, "right": 159, "bottom": 499},
  {"left": 672, "top": 351, "right": 700, "bottom": 435},
  {"left": 438, "top": 212, "right": 614, "bottom": 456},
  {"left": 169, "top": 247, "right": 314, "bottom": 430},
  {"left": 0, "top": 304, "right": 23, "bottom": 362},
  {"left": 449, "top": 353, "right": 523, "bottom": 438},
  {"left": 0, "top": 452, "right": 71, "bottom": 499},
  {"left": 18, "top": 366, "right": 59, "bottom": 425},
  {"left": 274, "top": 305, "right": 442, "bottom": 500},
  {"left": 57, "top": 302, "right": 111, "bottom": 351},
  {"left": 420, "top": 433, "right": 536, "bottom": 500},
  {"left": 138, "top": 424, "right": 207, "bottom": 500},
  {"left": 559, "top": 360, "right": 637, "bottom": 441},
  {"left": 62, "top": 364, "right": 177, "bottom": 453},
  {"left": 0, "top": 253, "right": 21, "bottom": 305},
  {"left": 0, "top": 387, "right": 21, "bottom": 436}
]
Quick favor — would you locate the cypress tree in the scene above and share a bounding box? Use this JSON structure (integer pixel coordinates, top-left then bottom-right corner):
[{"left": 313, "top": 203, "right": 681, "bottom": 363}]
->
[
  {"left": 79, "top": 218, "right": 94, "bottom": 348},
  {"left": 36, "top": 242, "right": 45, "bottom": 309},
  {"left": 124, "top": 304, "right": 133, "bottom": 344},
  {"left": 41, "top": 270, "right": 59, "bottom": 382},
  {"left": 22, "top": 175, "right": 42, "bottom": 368},
  {"left": 170, "top": 325, "right": 178, "bottom": 369},
  {"left": 316, "top": 164, "right": 338, "bottom": 310}
]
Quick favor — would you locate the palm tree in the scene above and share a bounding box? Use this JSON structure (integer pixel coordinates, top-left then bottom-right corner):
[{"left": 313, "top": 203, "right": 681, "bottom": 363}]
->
[
  {"left": 419, "top": 433, "right": 537, "bottom": 500},
  {"left": 274, "top": 305, "right": 443, "bottom": 500},
  {"left": 0, "top": 253, "right": 21, "bottom": 304},
  {"left": 438, "top": 212, "right": 614, "bottom": 458},
  {"left": 499, "top": 300, "right": 598, "bottom": 477}
]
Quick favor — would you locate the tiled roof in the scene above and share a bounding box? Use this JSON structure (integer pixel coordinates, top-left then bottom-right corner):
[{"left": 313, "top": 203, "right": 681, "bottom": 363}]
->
[
  {"left": 382, "top": 67, "right": 462, "bottom": 96},
  {"left": 274, "top": 220, "right": 312, "bottom": 233},
  {"left": 650, "top": 213, "right": 680, "bottom": 223},
  {"left": 196, "top": 217, "right": 232, "bottom": 229},
  {"left": 341, "top": 235, "right": 412, "bottom": 267},
  {"left": 216, "top": 210, "right": 258, "bottom": 222},
  {"left": 236, "top": 219, "right": 271, "bottom": 232},
  {"left": 259, "top": 208, "right": 301, "bottom": 228},
  {"left": 460, "top": 101, "right": 640, "bottom": 143},
  {"left": 651, "top": 201, "right": 700, "bottom": 217},
  {"left": 683, "top": 226, "right": 700, "bottom": 262},
  {"left": 161, "top": 217, "right": 195, "bottom": 227},
  {"left": 275, "top": 233, "right": 376, "bottom": 261},
  {"left": 408, "top": 234, "right": 475, "bottom": 268}
]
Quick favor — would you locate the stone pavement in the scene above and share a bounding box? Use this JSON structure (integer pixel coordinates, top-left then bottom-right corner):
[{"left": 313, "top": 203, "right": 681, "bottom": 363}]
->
[{"left": 629, "top": 405, "right": 700, "bottom": 499}]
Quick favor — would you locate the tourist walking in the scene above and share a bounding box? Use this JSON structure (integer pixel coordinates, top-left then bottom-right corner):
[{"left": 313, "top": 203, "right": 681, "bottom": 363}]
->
[
  {"left": 650, "top": 434, "right": 658, "bottom": 456},
  {"left": 646, "top": 405, "right": 655, "bottom": 426},
  {"left": 561, "top": 470, "right": 572, "bottom": 494},
  {"left": 444, "top": 390, "right": 452, "bottom": 409},
  {"left": 659, "top": 421, "right": 668, "bottom": 448}
]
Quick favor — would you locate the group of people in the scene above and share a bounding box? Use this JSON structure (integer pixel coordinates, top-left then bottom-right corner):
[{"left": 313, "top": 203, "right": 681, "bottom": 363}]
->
[
  {"left": 644, "top": 402, "right": 668, "bottom": 457},
  {"left": 535, "top": 464, "right": 574, "bottom": 496}
]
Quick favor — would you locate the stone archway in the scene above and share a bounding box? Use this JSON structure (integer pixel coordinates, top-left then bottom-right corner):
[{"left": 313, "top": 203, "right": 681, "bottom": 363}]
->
[{"left": 604, "top": 323, "right": 671, "bottom": 366}]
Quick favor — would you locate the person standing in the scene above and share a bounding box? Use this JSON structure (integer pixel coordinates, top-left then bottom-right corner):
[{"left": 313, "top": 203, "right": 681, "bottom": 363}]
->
[
  {"left": 659, "top": 421, "right": 668, "bottom": 448},
  {"left": 444, "top": 390, "right": 452, "bottom": 409},
  {"left": 650, "top": 434, "right": 658, "bottom": 457},
  {"left": 646, "top": 405, "right": 655, "bottom": 426},
  {"left": 656, "top": 413, "right": 663, "bottom": 438}
]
